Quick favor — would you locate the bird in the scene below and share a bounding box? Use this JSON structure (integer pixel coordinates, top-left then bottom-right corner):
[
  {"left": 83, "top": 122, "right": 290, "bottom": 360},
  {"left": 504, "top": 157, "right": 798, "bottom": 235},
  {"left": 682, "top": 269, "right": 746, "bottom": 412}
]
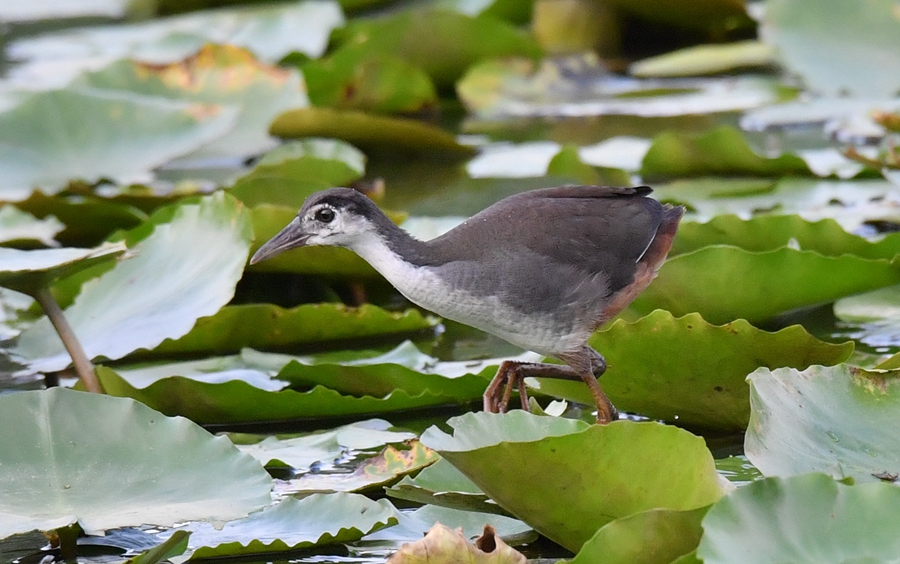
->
[{"left": 250, "top": 185, "right": 684, "bottom": 423}]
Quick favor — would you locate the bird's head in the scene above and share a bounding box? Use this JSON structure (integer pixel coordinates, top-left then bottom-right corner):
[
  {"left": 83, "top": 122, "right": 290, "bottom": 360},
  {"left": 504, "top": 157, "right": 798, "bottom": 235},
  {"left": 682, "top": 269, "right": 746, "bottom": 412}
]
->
[{"left": 249, "top": 187, "right": 384, "bottom": 264}]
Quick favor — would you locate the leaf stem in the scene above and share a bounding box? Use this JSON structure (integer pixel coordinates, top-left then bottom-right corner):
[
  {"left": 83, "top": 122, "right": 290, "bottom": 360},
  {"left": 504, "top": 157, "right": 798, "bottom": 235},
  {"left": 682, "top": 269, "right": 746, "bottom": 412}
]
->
[{"left": 32, "top": 287, "right": 101, "bottom": 394}]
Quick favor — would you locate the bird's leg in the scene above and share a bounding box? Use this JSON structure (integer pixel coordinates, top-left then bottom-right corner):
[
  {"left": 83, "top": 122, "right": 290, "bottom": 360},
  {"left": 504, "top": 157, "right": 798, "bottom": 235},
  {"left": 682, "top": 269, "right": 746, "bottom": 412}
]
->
[
  {"left": 559, "top": 347, "right": 617, "bottom": 424},
  {"left": 483, "top": 349, "right": 617, "bottom": 423}
]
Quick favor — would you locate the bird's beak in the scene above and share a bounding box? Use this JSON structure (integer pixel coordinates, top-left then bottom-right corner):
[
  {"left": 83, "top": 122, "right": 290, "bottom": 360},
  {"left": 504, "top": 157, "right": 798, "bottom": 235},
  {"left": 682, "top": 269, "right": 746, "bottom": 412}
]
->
[{"left": 249, "top": 218, "right": 310, "bottom": 265}]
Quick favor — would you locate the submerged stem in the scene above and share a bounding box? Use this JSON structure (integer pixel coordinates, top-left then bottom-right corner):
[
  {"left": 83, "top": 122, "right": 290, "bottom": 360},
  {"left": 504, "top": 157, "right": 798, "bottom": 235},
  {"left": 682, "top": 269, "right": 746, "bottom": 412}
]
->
[{"left": 32, "top": 287, "right": 101, "bottom": 394}]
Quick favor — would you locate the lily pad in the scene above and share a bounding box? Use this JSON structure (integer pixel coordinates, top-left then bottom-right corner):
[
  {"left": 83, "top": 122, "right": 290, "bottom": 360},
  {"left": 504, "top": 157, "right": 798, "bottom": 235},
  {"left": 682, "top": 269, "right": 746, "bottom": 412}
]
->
[
  {"left": 763, "top": 0, "right": 900, "bottom": 97},
  {"left": 546, "top": 144, "right": 631, "bottom": 186},
  {"left": 531, "top": 310, "right": 852, "bottom": 431},
  {"left": 386, "top": 458, "right": 498, "bottom": 515},
  {"left": 237, "top": 419, "right": 414, "bottom": 469},
  {"left": 421, "top": 412, "right": 730, "bottom": 552},
  {"left": 270, "top": 107, "right": 476, "bottom": 157},
  {"left": 457, "top": 56, "right": 779, "bottom": 118},
  {"left": 0, "top": 388, "right": 271, "bottom": 538},
  {"left": 631, "top": 41, "right": 776, "bottom": 78},
  {"left": 75, "top": 45, "right": 310, "bottom": 160},
  {"left": 697, "top": 473, "right": 900, "bottom": 563},
  {"left": 0, "top": 243, "right": 126, "bottom": 296},
  {"left": 570, "top": 507, "right": 708, "bottom": 564},
  {"left": 178, "top": 493, "right": 397, "bottom": 560},
  {"left": 8, "top": 1, "right": 345, "bottom": 88},
  {"left": 631, "top": 245, "right": 900, "bottom": 325},
  {"left": 127, "top": 530, "right": 190, "bottom": 564},
  {"left": 14, "top": 192, "right": 147, "bottom": 248},
  {"left": 302, "top": 48, "right": 438, "bottom": 114},
  {"left": 0, "top": 88, "right": 237, "bottom": 202},
  {"left": 150, "top": 303, "right": 435, "bottom": 357},
  {"left": 0, "top": 206, "right": 63, "bottom": 247},
  {"left": 671, "top": 214, "right": 900, "bottom": 258},
  {"left": 229, "top": 138, "right": 365, "bottom": 209},
  {"left": 745, "top": 364, "right": 900, "bottom": 483},
  {"left": 95, "top": 366, "right": 476, "bottom": 425},
  {"left": 641, "top": 126, "right": 811, "bottom": 180},
  {"left": 276, "top": 440, "right": 439, "bottom": 495},
  {"left": 329, "top": 8, "right": 541, "bottom": 89},
  {"left": 654, "top": 177, "right": 898, "bottom": 230},
  {"left": 13, "top": 192, "right": 251, "bottom": 372}
]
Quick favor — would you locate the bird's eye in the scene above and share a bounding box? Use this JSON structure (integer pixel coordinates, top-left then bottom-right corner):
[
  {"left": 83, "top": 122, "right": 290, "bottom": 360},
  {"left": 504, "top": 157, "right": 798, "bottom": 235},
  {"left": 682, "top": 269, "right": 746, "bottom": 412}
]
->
[{"left": 315, "top": 208, "right": 335, "bottom": 223}]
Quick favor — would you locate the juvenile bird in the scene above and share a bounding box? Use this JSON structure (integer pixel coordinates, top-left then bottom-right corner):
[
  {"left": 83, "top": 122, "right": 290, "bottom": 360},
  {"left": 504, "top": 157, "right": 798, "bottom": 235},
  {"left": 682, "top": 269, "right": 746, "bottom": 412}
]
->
[{"left": 251, "top": 185, "right": 684, "bottom": 423}]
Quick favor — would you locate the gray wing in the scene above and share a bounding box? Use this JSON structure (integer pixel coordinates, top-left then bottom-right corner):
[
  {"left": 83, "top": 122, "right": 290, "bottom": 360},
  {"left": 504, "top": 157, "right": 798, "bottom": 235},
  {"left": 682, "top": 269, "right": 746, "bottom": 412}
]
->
[{"left": 425, "top": 185, "right": 664, "bottom": 318}]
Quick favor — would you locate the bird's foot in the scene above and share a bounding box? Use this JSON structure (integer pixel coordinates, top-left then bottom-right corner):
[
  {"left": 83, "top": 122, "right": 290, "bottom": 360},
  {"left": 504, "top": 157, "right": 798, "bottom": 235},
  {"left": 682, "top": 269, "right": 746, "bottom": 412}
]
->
[{"left": 483, "top": 361, "right": 530, "bottom": 414}]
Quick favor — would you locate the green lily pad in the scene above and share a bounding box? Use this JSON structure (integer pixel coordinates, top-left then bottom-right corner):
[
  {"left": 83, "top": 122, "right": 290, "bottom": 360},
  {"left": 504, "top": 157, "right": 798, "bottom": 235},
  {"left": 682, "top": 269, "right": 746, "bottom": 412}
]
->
[
  {"left": 13, "top": 192, "right": 251, "bottom": 372},
  {"left": 570, "top": 507, "right": 708, "bottom": 564},
  {"left": 236, "top": 419, "right": 414, "bottom": 469},
  {"left": 697, "top": 473, "right": 900, "bottom": 563},
  {"left": 9, "top": 1, "right": 344, "bottom": 78},
  {"left": 641, "top": 126, "right": 811, "bottom": 180},
  {"left": 631, "top": 41, "right": 776, "bottom": 78},
  {"left": 229, "top": 138, "right": 365, "bottom": 209},
  {"left": 457, "top": 57, "right": 779, "bottom": 118},
  {"left": 302, "top": 47, "right": 437, "bottom": 114},
  {"left": 95, "top": 366, "right": 474, "bottom": 425},
  {"left": 330, "top": 8, "right": 541, "bottom": 89},
  {"left": 421, "top": 412, "right": 730, "bottom": 552},
  {"left": 631, "top": 245, "right": 900, "bottom": 325},
  {"left": 14, "top": 191, "right": 147, "bottom": 248},
  {"left": 0, "top": 243, "right": 126, "bottom": 296},
  {"left": 764, "top": 0, "right": 900, "bottom": 97},
  {"left": 531, "top": 310, "right": 852, "bottom": 431},
  {"left": 654, "top": 177, "right": 898, "bottom": 231},
  {"left": 150, "top": 303, "right": 435, "bottom": 357},
  {"left": 270, "top": 107, "right": 476, "bottom": 157},
  {"left": 0, "top": 88, "right": 237, "bottom": 202},
  {"left": 745, "top": 365, "right": 900, "bottom": 483},
  {"left": 179, "top": 494, "right": 397, "bottom": 560},
  {"left": 276, "top": 440, "right": 439, "bottom": 495},
  {"left": 74, "top": 45, "right": 309, "bottom": 160},
  {"left": 387, "top": 458, "right": 502, "bottom": 515},
  {"left": 546, "top": 144, "right": 631, "bottom": 186},
  {"left": 0, "top": 388, "right": 271, "bottom": 538},
  {"left": 671, "top": 214, "right": 900, "bottom": 258},
  {"left": 0, "top": 206, "right": 63, "bottom": 247}
]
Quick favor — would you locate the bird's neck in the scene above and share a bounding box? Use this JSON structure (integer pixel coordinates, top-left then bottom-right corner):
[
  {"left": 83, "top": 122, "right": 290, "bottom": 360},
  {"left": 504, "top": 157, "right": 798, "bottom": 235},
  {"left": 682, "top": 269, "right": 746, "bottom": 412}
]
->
[{"left": 347, "top": 222, "right": 435, "bottom": 278}]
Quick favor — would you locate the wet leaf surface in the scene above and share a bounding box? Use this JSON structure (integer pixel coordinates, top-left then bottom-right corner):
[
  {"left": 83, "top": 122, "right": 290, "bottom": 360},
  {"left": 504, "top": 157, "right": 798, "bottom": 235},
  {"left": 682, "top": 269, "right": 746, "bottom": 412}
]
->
[
  {"left": 745, "top": 365, "right": 900, "bottom": 483},
  {"left": 0, "top": 388, "right": 271, "bottom": 538},
  {"left": 0, "top": 206, "right": 63, "bottom": 247}
]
